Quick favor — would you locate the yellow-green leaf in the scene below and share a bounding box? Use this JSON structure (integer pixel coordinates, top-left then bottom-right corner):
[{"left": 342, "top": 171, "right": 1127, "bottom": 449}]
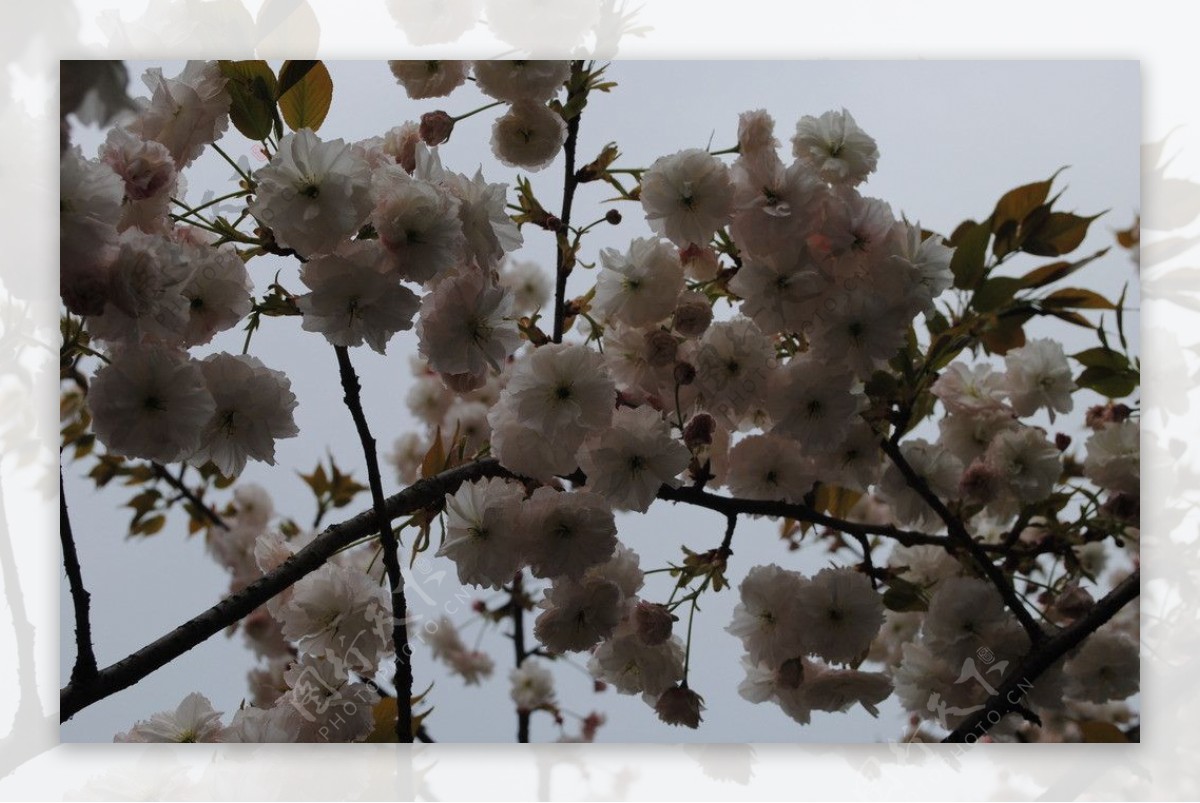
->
[
  {"left": 277, "top": 60, "right": 319, "bottom": 99},
  {"left": 1042, "top": 288, "right": 1116, "bottom": 310},
  {"left": 364, "top": 697, "right": 399, "bottom": 743},
  {"left": 1023, "top": 211, "right": 1104, "bottom": 257},
  {"left": 991, "top": 171, "right": 1063, "bottom": 234},
  {"left": 420, "top": 427, "right": 446, "bottom": 479},
  {"left": 1019, "top": 247, "right": 1109, "bottom": 289},
  {"left": 1078, "top": 720, "right": 1130, "bottom": 743},
  {"left": 278, "top": 60, "right": 332, "bottom": 132}
]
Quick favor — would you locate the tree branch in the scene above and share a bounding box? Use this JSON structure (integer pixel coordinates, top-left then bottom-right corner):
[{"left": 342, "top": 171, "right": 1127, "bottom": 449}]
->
[
  {"left": 60, "top": 467, "right": 97, "bottom": 684},
  {"left": 551, "top": 60, "right": 587, "bottom": 344},
  {"left": 511, "top": 569, "right": 530, "bottom": 744},
  {"left": 943, "top": 569, "right": 1140, "bottom": 743},
  {"left": 878, "top": 439, "right": 1044, "bottom": 644},
  {"left": 59, "top": 459, "right": 506, "bottom": 723},
  {"left": 151, "top": 461, "right": 228, "bottom": 531},
  {"left": 333, "top": 345, "right": 413, "bottom": 743},
  {"left": 656, "top": 483, "right": 949, "bottom": 550}
]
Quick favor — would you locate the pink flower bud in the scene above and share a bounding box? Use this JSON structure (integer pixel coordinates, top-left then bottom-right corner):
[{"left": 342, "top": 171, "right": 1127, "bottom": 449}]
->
[
  {"left": 683, "top": 413, "right": 716, "bottom": 449},
  {"left": 654, "top": 685, "right": 705, "bottom": 729},
  {"left": 644, "top": 329, "right": 679, "bottom": 368},
  {"left": 420, "top": 110, "right": 455, "bottom": 146},
  {"left": 634, "top": 601, "right": 675, "bottom": 646},
  {"left": 672, "top": 293, "right": 714, "bottom": 338}
]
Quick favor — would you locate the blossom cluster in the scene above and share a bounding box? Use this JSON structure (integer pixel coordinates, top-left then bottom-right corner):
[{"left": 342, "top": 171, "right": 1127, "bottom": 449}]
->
[{"left": 66, "top": 60, "right": 1138, "bottom": 743}]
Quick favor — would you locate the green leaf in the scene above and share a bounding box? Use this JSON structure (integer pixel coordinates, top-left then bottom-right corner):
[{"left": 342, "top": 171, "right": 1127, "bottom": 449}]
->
[
  {"left": 1076, "top": 365, "right": 1138, "bottom": 398},
  {"left": 1042, "top": 288, "right": 1117, "bottom": 310},
  {"left": 1072, "top": 347, "right": 1130, "bottom": 371},
  {"left": 1023, "top": 211, "right": 1104, "bottom": 257},
  {"left": 278, "top": 61, "right": 332, "bottom": 132},
  {"left": 972, "top": 276, "right": 1023, "bottom": 313},
  {"left": 948, "top": 220, "right": 991, "bottom": 290},
  {"left": 1018, "top": 247, "right": 1110, "bottom": 289},
  {"left": 882, "top": 577, "right": 928, "bottom": 612},
  {"left": 218, "top": 60, "right": 278, "bottom": 141}
]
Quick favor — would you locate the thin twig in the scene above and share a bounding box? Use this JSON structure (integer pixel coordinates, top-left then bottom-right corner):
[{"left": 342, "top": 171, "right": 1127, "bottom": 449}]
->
[
  {"left": 943, "top": 570, "right": 1140, "bottom": 743},
  {"left": 333, "top": 345, "right": 413, "bottom": 744},
  {"left": 60, "top": 467, "right": 98, "bottom": 683},
  {"left": 59, "top": 459, "right": 506, "bottom": 723},
  {"left": 878, "top": 439, "right": 1044, "bottom": 644},
  {"left": 151, "top": 462, "right": 228, "bottom": 531},
  {"left": 552, "top": 60, "right": 587, "bottom": 344}
]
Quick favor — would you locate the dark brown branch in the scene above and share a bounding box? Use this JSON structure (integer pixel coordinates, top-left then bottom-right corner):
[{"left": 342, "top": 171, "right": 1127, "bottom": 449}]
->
[
  {"left": 59, "top": 458, "right": 506, "bottom": 723},
  {"left": 60, "top": 467, "right": 97, "bottom": 683},
  {"left": 552, "top": 60, "right": 587, "bottom": 344},
  {"left": 943, "top": 569, "right": 1140, "bottom": 743},
  {"left": 333, "top": 345, "right": 414, "bottom": 743},
  {"left": 151, "top": 461, "right": 228, "bottom": 531},
  {"left": 878, "top": 439, "right": 1044, "bottom": 645},
  {"left": 656, "top": 483, "right": 949, "bottom": 550},
  {"left": 512, "top": 569, "right": 530, "bottom": 744}
]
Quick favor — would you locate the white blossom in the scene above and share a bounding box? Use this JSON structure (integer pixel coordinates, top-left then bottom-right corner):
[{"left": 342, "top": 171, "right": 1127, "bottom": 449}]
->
[
  {"left": 277, "top": 563, "right": 392, "bottom": 674},
  {"left": 726, "top": 433, "right": 816, "bottom": 503},
  {"left": 640, "top": 148, "right": 734, "bottom": 248},
  {"left": 417, "top": 268, "right": 521, "bottom": 378},
  {"left": 510, "top": 661, "right": 557, "bottom": 711},
  {"left": 249, "top": 129, "right": 373, "bottom": 258},
  {"left": 499, "top": 342, "right": 615, "bottom": 441},
  {"left": 128, "top": 60, "right": 230, "bottom": 169},
  {"left": 523, "top": 487, "right": 618, "bottom": 580},
  {"left": 88, "top": 344, "right": 215, "bottom": 463},
  {"left": 579, "top": 406, "right": 691, "bottom": 513},
  {"left": 595, "top": 238, "right": 685, "bottom": 328},
  {"left": 534, "top": 576, "right": 623, "bottom": 653},
  {"left": 388, "top": 60, "right": 470, "bottom": 98},
  {"left": 114, "top": 692, "right": 226, "bottom": 743},
  {"left": 296, "top": 242, "right": 420, "bottom": 354},
  {"left": 794, "top": 567, "right": 884, "bottom": 664},
  {"left": 370, "top": 166, "right": 465, "bottom": 284},
  {"left": 491, "top": 100, "right": 568, "bottom": 171},
  {"left": 1004, "top": 338, "right": 1077, "bottom": 421},
  {"left": 472, "top": 60, "right": 570, "bottom": 103},
  {"left": 589, "top": 633, "right": 685, "bottom": 697},
  {"left": 791, "top": 108, "right": 878, "bottom": 186},
  {"left": 436, "top": 477, "right": 526, "bottom": 589},
  {"left": 1084, "top": 419, "right": 1140, "bottom": 495},
  {"left": 191, "top": 353, "right": 299, "bottom": 477}
]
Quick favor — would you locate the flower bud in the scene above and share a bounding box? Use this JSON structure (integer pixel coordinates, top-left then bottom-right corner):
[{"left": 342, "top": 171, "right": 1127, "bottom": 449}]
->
[
  {"left": 679, "top": 243, "right": 720, "bottom": 280},
  {"left": 634, "top": 601, "right": 675, "bottom": 646},
  {"left": 644, "top": 329, "right": 679, "bottom": 367},
  {"left": 683, "top": 413, "right": 716, "bottom": 449},
  {"left": 654, "top": 685, "right": 705, "bottom": 729},
  {"left": 605, "top": 208, "right": 622, "bottom": 225},
  {"left": 419, "top": 110, "right": 455, "bottom": 146},
  {"left": 959, "top": 458, "right": 1001, "bottom": 505},
  {"left": 673, "top": 361, "right": 696, "bottom": 386},
  {"left": 1054, "top": 432, "right": 1072, "bottom": 451},
  {"left": 672, "top": 292, "right": 714, "bottom": 338}
]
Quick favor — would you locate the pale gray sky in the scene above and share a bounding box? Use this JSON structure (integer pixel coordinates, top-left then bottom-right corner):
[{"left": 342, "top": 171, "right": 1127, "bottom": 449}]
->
[{"left": 61, "top": 60, "right": 1139, "bottom": 743}]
